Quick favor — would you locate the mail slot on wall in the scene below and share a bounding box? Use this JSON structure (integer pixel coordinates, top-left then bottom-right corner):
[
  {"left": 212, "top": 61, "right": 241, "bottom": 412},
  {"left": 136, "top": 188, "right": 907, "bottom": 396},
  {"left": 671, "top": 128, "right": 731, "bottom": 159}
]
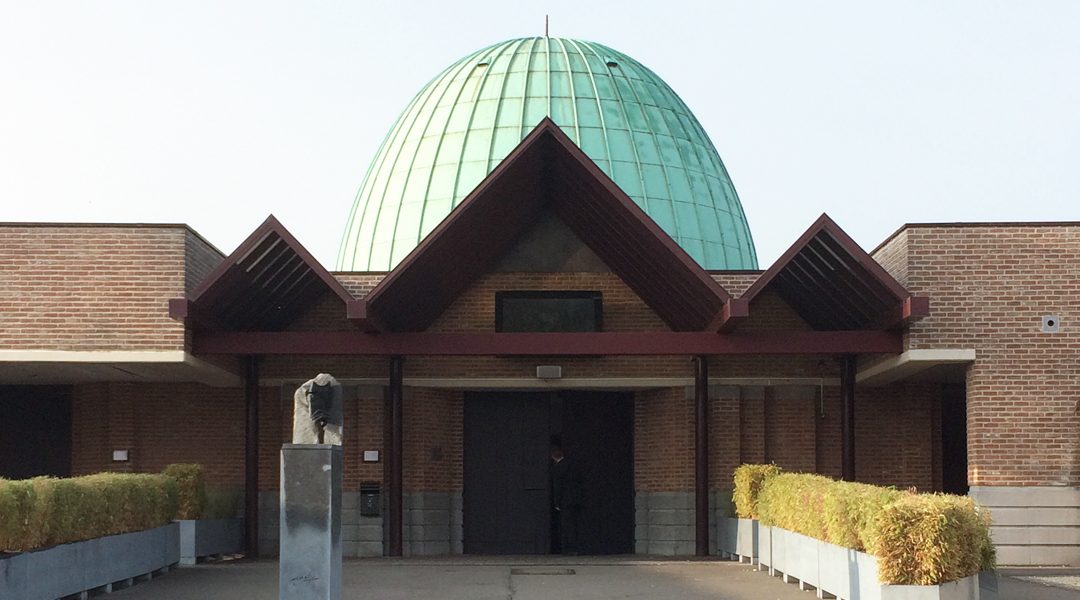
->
[{"left": 359, "top": 482, "right": 381, "bottom": 517}]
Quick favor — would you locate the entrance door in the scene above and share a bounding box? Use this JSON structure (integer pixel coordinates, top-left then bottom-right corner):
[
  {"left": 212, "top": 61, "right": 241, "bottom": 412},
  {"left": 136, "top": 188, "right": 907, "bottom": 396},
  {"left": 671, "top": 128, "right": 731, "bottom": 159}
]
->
[
  {"left": 463, "top": 391, "right": 633, "bottom": 555},
  {"left": 0, "top": 386, "right": 72, "bottom": 479}
]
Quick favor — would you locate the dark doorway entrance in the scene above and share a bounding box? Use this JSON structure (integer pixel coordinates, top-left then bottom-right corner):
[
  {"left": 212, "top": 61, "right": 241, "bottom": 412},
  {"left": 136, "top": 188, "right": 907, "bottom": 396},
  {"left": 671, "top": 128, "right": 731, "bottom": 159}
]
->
[
  {"left": 463, "top": 391, "right": 634, "bottom": 555},
  {"left": 940, "top": 384, "right": 968, "bottom": 494},
  {"left": 0, "top": 385, "right": 72, "bottom": 479}
]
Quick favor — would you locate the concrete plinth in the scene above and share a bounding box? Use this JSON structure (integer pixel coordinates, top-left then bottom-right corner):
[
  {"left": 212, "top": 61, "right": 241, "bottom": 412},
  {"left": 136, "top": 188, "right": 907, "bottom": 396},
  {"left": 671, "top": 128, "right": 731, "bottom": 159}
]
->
[{"left": 280, "top": 444, "right": 342, "bottom": 600}]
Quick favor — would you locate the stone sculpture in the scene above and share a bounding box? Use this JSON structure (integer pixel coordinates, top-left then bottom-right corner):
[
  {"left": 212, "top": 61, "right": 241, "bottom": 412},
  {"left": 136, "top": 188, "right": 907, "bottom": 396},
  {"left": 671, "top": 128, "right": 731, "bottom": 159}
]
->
[{"left": 292, "top": 373, "right": 343, "bottom": 445}]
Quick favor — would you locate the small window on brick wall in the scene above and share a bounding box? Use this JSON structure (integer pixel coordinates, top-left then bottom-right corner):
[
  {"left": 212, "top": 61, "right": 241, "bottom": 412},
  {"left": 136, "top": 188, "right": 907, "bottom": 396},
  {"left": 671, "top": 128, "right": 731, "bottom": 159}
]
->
[{"left": 495, "top": 291, "right": 603, "bottom": 332}]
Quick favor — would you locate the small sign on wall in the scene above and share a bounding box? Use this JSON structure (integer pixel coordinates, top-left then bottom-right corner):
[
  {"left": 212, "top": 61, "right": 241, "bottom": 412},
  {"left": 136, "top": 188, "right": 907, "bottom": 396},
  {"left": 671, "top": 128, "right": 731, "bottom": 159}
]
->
[
  {"left": 112, "top": 449, "right": 129, "bottom": 462},
  {"left": 363, "top": 450, "right": 380, "bottom": 463}
]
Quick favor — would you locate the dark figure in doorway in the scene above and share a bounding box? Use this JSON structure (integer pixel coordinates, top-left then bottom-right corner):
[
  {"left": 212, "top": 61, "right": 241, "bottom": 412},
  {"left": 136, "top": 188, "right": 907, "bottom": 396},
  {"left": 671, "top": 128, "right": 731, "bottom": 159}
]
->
[{"left": 549, "top": 438, "right": 583, "bottom": 555}]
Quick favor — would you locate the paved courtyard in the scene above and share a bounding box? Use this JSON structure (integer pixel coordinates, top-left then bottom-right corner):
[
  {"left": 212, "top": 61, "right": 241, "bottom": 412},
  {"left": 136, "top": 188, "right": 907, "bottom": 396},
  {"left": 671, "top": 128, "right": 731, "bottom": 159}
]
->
[{"left": 102, "top": 557, "right": 1080, "bottom": 600}]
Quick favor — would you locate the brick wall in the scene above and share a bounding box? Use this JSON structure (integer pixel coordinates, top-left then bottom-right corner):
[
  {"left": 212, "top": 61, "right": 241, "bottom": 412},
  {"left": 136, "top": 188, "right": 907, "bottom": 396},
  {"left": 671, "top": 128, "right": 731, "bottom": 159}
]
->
[
  {"left": 875, "top": 225, "right": 1080, "bottom": 486},
  {"left": 0, "top": 225, "right": 194, "bottom": 351},
  {"left": 635, "top": 387, "right": 694, "bottom": 492},
  {"left": 404, "top": 388, "right": 463, "bottom": 492}
]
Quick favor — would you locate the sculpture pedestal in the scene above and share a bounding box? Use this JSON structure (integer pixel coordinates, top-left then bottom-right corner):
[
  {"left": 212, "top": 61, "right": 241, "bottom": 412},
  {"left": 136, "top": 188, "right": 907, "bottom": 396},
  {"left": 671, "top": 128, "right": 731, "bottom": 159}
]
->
[{"left": 280, "top": 444, "right": 342, "bottom": 600}]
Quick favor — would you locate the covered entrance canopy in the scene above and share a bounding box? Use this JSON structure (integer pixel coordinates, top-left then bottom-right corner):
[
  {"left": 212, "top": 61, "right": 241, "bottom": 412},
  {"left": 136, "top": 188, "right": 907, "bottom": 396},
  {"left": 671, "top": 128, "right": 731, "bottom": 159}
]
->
[{"left": 169, "top": 119, "right": 929, "bottom": 557}]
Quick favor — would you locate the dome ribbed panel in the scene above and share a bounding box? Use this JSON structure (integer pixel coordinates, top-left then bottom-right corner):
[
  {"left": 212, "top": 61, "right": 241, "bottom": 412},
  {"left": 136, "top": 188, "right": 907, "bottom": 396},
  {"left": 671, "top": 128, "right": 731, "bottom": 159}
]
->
[{"left": 337, "top": 37, "right": 758, "bottom": 270}]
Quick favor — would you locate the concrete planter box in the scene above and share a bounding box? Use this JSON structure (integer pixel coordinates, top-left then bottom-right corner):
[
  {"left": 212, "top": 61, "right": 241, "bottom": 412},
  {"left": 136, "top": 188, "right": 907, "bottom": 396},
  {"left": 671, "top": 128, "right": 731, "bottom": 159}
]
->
[
  {"left": 0, "top": 523, "right": 179, "bottom": 600},
  {"left": 748, "top": 521, "right": 996, "bottom": 600},
  {"left": 178, "top": 518, "right": 245, "bottom": 565},
  {"left": 717, "top": 517, "right": 758, "bottom": 562}
]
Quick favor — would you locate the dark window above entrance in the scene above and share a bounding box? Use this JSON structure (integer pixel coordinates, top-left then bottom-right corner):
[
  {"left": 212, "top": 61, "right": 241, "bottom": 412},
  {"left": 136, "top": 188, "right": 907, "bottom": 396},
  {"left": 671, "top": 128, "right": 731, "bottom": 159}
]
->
[{"left": 496, "top": 291, "right": 603, "bottom": 333}]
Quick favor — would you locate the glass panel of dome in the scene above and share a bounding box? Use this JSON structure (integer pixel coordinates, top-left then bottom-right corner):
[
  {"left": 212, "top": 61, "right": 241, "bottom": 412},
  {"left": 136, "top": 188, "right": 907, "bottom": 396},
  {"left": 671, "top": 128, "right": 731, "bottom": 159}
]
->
[
  {"left": 428, "top": 104, "right": 452, "bottom": 128},
  {"left": 434, "top": 133, "right": 464, "bottom": 166},
  {"left": 571, "top": 72, "right": 596, "bottom": 98},
  {"left": 592, "top": 75, "right": 616, "bottom": 100},
  {"left": 677, "top": 139, "right": 704, "bottom": 171},
  {"left": 394, "top": 201, "right": 423, "bottom": 237},
  {"left": 525, "top": 69, "right": 548, "bottom": 99},
  {"left": 666, "top": 167, "right": 692, "bottom": 201},
  {"left": 612, "top": 78, "right": 638, "bottom": 107},
  {"left": 682, "top": 238, "right": 706, "bottom": 265},
  {"left": 454, "top": 161, "right": 487, "bottom": 198},
  {"left": 412, "top": 136, "right": 439, "bottom": 167},
  {"left": 645, "top": 198, "right": 676, "bottom": 231},
  {"left": 641, "top": 164, "right": 670, "bottom": 200},
  {"left": 428, "top": 164, "right": 457, "bottom": 194},
  {"left": 550, "top": 70, "right": 572, "bottom": 98},
  {"left": 632, "top": 131, "right": 660, "bottom": 165},
  {"left": 696, "top": 204, "right": 723, "bottom": 238},
  {"left": 461, "top": 127, "right": 493, "bottom": 163},
  {"left": 611, "top": 161, "right": 643, "bottom": 197},
  {"left": 606, "top": 130, "right": 634, "bottom": 162},
  {"left": 547, "top": 42, "right": 568, "bottom": 72},
  {"left": 369, "top": 242, "right": 392, "bottom": 270},
  {"left": 522, "top": 97, "right": 548, "bottom": 129},
  {"left": 419, "top": 198, "right": 452, "bottom": 238},
  {"left": 673, "top": 199, "right": 702, "bottom": 238},
  {"left": 703, "top": 242, "right": 725, "bottom": 269},
  {"left": 445, "top": 103, "right": 473, "bottom": 133},
  {"left": 575, "top": 97, "right": 601, "bottom": 125},
  {"left": 643, "top": 106, "right": 672, "bottom": 135},
  {"left": 565, "top": 47, "right": 587, "bottom": 71},
  {"left": 495, "top": 97, "right": 523, "bottom": 127},
  {"left": 599, "top": 100, "right": 626, "bottom": 129},
  {"left": 550, "top": 101, "right": 574, "bottom": 130},
  {"left": 380, "top": 172, "right": 406, "bottom": 209},
  {"left": 687, "top": 166, "right": 709, "bottom": 196},
  {"left": 490, "top": 127, "right": 521, "bottom": 162},
  {"left": 503, "top": 70, "right": 525, "bottom": 94},
  {"left": 578, "top": 127, "right": 607, "bottom": 161},
  {"left": 402, "top": 167, "right": 432, "bottom": 204},
  {"left": 477, "top": 74, "right": 507, "bottom": 101},
  {"left": 622, "top": 102, "right": 648, "bottom": 131},
  {"left": 655, "top": 134, "right": 681, "bottom": 165},
  {"left": 717, "top": 209, "right": 740, "bottom": 246}
]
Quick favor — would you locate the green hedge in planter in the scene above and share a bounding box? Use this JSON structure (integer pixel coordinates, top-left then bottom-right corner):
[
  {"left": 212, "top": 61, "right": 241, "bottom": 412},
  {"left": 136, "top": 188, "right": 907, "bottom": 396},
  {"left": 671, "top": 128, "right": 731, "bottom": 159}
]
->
[
  {"left": 163, "top": 463, "right": 206, "bottom": 520},
  {"left": 746, "top": 467, "right": 996, "bottom": 585},
  {"left": 873, "top": 493, "right": 995, "bottom": 585},
  {"left": 732, "top": 463, "right": 781, "bottom": 519},
  {"left": 0, "top": 473, "right": 178, "bottom": 552}
]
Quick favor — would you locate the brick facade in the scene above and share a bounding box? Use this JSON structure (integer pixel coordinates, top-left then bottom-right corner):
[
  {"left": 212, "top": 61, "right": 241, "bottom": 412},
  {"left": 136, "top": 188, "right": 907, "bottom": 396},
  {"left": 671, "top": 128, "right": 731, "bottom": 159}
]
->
[
  {"left": 0, "top": 224, "right": 220, "bottom": 352},
  {"left": 874, "top": 224, "right": 1080, "bottom": 487}
]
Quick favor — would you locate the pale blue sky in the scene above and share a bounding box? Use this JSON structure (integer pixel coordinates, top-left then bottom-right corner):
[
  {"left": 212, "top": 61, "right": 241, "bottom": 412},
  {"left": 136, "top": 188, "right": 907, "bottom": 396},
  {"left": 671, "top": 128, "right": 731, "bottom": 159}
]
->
[{"left": 1, "top": 1, "right": 1077, "bottom": 268}]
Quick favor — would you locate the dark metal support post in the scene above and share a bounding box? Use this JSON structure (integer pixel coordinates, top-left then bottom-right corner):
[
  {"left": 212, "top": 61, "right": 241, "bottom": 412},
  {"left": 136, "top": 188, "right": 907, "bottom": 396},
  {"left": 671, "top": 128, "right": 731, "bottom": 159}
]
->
[
  {"left": 694, "top": 355, "right": 709, "bottom": 556},
  {"left": 387, "top": 356, "right": 404, "bottom": 557},
  {"left": 840, "top": 354, "right": 856, "bottom": 481},
  {"left": 244, "top": 355, "right": 259, "bottom": 557}
]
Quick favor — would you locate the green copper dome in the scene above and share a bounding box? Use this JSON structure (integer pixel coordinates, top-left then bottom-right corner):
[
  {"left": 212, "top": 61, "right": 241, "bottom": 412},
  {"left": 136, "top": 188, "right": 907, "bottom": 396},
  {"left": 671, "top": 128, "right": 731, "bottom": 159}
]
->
[{"left": 337, "top": 37, "right": 757, "bottom": 271}]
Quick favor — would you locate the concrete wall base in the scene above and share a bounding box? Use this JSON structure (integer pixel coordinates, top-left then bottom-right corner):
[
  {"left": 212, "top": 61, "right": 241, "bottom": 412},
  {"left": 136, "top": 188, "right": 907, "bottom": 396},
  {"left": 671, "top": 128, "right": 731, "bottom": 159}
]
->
[{"left": 969, "top": 486, "right": 1080, "bottom": 567}]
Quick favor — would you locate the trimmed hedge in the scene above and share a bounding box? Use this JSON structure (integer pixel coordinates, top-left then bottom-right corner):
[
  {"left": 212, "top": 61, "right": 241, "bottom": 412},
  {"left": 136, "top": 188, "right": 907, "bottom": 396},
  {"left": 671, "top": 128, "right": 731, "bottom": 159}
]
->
[
  {"left": 736, "top": 465, "right": 996, "bottom": 585},
  {"left": 163, "top": 463, "right": 206, "bottom": 520},
  {"left": 0, "top": 472, "right": 178, "bottom": 553},
  {"left": 873, "top": 494, "right": 995, "bottom": 585},
  {"left": 732, "top": 463, "right": 781, "bottom": 519}
]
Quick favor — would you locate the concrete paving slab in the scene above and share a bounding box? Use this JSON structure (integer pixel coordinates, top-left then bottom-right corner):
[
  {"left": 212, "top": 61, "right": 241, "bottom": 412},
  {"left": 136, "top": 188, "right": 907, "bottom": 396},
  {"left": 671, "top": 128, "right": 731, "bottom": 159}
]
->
[{"left": 99, "top": 557, "right": 1080, "bottom": 600}]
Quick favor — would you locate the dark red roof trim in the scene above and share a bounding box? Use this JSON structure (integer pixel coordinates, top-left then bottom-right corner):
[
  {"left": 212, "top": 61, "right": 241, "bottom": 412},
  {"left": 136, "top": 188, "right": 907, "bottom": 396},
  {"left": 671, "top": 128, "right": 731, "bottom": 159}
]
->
[
  {"left": 728, "top": 214, "right": 929, "bottom": 331},
  {"left": 193, "top": 330, "right": 901, "bottom": 356},
  {"left": 362, "top": 118, "right": 735, "bottom": 332},
  {"left": 170, "top": 215, "right": 358, "bottom": 332}
]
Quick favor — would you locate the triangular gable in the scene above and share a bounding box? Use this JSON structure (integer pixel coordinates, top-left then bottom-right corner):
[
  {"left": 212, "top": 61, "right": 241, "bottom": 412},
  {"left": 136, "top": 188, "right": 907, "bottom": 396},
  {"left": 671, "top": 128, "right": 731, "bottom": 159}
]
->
[
  {"left": 733, "top": 214, "right": 929, "bottom": 331},
  {"left": 169, "top": 215, "right": 357, "bottom": 331},
  {"left": 359, "top": 118, "right": 735, "bottom": 332}
]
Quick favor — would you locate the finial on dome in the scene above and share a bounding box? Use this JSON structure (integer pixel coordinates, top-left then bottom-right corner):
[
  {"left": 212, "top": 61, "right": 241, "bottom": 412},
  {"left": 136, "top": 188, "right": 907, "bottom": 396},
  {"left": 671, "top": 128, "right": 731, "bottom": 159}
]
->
[{"left": 545, "top": 15, "right": 549, "bottom": 38}]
